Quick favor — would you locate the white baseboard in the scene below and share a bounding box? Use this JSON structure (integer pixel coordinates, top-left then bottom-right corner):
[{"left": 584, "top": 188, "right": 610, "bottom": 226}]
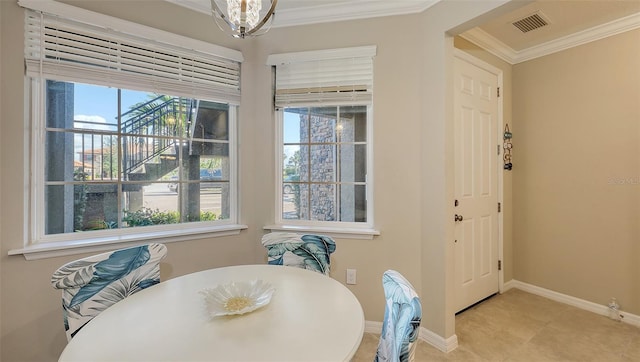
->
[
  {"left": 505, "top": 280, "right": 640, "bottom": 328},
  {"left": 364, "top": 321, "right": 458, "bottom": 353},
  {"left": 364, "top": 320, "right": 382, "bottom": 334},
  {"left": 364, "top": 280, "right": 639, "bottom": 355},
  {"left": 419, "top": 327, "right": 458, "bottom": 352}
]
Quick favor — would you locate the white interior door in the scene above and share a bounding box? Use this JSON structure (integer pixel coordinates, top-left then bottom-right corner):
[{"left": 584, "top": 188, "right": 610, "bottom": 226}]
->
[{"left": 453, "top": 53, "right": 500, "bottom": 313}]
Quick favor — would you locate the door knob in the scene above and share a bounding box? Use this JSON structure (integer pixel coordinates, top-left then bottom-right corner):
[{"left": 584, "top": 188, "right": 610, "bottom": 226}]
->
[{"left": 454, "top": 214, "right": 464, "bottom": 222}]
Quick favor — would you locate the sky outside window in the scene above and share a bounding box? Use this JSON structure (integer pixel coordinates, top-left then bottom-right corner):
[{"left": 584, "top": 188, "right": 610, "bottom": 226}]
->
[{"left": 72, "top": 83, "right": 156, "bottom": 161}]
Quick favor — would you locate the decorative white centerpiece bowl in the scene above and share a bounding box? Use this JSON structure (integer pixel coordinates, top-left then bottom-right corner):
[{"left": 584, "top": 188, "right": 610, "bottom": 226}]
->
[{"left": 200, "top": 279, "right": 275, "bottom": 317}]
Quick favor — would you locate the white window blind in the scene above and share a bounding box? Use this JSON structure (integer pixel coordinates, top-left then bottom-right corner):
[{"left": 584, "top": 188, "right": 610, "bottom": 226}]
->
[
  {"left": 24, "top": 10, "right": 241, "bottom": 104},
  {"left": 267, "top": 46, "right": 376, "bottom": 107}
]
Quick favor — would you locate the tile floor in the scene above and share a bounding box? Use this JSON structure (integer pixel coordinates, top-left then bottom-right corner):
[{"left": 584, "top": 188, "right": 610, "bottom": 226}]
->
[{"left": 352, "top": 288, "right": 640, "bottom": 361}]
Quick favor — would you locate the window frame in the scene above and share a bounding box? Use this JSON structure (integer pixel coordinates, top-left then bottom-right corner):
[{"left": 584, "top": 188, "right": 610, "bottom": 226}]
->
[
  {"left": 31, "top": 79, "right": 242, "bottom": 243},
  {"left": 267, "top": 47, "right": 379, "bottom": 238},
  {"left": 10, "top": 1, "right": 247, "bottom": 260}
]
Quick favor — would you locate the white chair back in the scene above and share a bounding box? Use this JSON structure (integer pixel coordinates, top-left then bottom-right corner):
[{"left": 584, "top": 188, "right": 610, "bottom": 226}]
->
[
  {"left": 51, "top": 243, "right": 167, "bottom": 340},
  {"left": 374, "top": 270, "right": 422, "bottom": 362},
  {"left": 261, "top": 232, "right": 336, "bottom": 275}
]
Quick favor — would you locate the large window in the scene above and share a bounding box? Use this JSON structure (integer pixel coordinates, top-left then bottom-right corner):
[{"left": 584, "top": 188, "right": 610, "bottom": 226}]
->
[
  {"left": 43, "top": 81, "right": 233, "bottom": 235},
  {"left": 24, "top": 8, "right": 242, "bottom": 245},
  {"left": 269, "top": 46, "right": 376, "bottom": 230}
]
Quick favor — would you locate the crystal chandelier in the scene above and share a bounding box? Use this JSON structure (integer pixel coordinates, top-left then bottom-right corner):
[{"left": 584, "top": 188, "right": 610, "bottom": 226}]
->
[{"left": 210, "top": 0, "right": 277, "bottom": 39}]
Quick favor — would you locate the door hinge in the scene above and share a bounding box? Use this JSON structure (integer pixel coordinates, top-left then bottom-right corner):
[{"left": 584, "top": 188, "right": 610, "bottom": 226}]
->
[
  {"left": 498, "top": 202, "right": 501, "bottom": 212},
  {"left": 498, "top": 260, "right": 502, "bottom": 271},
  {"left": 497, "top": 87, "right": 500, "bottom": 97},
  {"left": 497, "top": 144, "right": 501, "bottom": 155}
]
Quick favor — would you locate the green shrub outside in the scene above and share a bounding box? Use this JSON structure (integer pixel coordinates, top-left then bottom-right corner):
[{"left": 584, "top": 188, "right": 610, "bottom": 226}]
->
[{"left": 123, "top": 207, "right": 217, "bottom": 227}]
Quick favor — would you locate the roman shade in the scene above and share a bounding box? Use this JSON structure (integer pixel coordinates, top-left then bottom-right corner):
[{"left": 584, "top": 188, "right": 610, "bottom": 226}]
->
[{"left": 268, "top": 46, "right": 376, "bottom": 107}]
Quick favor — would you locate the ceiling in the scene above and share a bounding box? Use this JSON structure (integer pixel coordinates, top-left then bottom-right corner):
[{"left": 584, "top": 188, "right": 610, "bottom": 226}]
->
[
  {"left": 476, "top": 0, "right": 640, "bottom": 51},
  {"left": 171, "top": 0, "right": 640, "bottom": 63},
  {"left": 466, "top": 0, "right": 640, "bottom": 63}
]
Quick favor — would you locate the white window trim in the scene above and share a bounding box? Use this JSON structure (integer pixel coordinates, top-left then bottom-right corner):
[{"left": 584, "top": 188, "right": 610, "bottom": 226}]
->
[
  {"left": 271, "top": 106, "right": 378, "bottom": 239},
  {"left": 268, "top": 46, "right": 378, "bottom": 238},
  {"left": 12, "top": 81, "right": 247, "bottom": 260},
  {"left": 263, "top": 224, "right": 379, "bottom": 240},
  {"left": 274, "top": 106, "right": 377, "bottom": 232},
  {"left": 10, "top": 0, "right": 247, "bottom": 259},
  {"left": 9, "top": 224, "right": 248, "bottom": 261}
]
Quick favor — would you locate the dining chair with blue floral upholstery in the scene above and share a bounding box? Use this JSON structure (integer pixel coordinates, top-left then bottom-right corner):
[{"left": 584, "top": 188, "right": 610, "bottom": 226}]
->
[
  {"left": 261, "top": 232, "right": 336, "bottom": 275},
  {"left": 51, "top": 243, "right": 168, "bottom": 341},
  {"left": 375, "top": 270, "right": 422, "bottom": 362}
]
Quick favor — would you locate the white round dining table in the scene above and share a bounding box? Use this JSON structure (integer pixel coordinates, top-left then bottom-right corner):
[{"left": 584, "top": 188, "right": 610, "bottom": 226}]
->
[{"left": 58, "top": 264, "right": 365, "bottom": 362}]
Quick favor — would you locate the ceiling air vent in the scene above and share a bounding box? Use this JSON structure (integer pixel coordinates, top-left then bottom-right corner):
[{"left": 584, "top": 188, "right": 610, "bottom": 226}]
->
[{"left": 512, "top": 12, "right": 549, "bottom": 33}]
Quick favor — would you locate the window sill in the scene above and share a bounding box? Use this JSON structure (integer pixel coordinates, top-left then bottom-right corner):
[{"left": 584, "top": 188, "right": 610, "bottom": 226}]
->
[
  {"left": 8, "top": 224, "right": 248, "bottom": 261},
  {"left": 263, "top": 224, "right": 380, "bottom": 240}
]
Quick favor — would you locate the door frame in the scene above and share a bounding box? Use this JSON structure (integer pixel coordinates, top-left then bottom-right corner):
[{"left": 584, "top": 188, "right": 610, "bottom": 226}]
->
[{"left": 453, "top": 48, "right": 505, "bottom": 295}]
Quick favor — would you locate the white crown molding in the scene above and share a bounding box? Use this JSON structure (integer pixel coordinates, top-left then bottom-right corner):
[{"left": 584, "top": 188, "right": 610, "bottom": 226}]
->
[
  {"left": 166, "top": 0, "right": 210, "bottom": 14},
  {"left": 461, "top": 11, "right": 640, "bottom": 64},
  {"left": 459, "top": 28, "right": 518, "bottom": 64},
  {"left": 167, "top": 0, "right": 439, "bottom": 28},
  {"left": 272, "top": 0, "right": 439, "bottom": 28}
]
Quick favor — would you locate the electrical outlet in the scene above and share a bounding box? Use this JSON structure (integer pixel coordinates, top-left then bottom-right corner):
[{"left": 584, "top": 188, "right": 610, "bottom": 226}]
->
[{"left": 346, "top": 269, "right": 357, "bottom": 285}]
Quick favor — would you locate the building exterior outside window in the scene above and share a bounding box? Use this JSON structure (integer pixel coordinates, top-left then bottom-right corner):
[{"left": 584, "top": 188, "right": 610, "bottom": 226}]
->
[
  {"left": 282, "top": 106, "right": 368, "bottom": 223},
  {"left": 44, "top": 81, "right": 234, "bottom": 235}
]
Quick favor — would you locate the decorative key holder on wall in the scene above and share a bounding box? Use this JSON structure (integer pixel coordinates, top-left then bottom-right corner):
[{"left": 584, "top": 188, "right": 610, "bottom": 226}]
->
[{"left": 503, "top": 124, "right": 513, "bottom": 170}]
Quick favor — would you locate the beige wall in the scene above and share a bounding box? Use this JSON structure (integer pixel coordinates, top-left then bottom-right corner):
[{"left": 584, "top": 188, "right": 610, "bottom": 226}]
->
[
  {"left": 0, "top": 1, "right": 3, "bottom": 359},
  {"left": 512, "top": 29, "right": 640, "bottom": 315},
  {"left": 1, "top": 0, "right": 521, "bottom": 360}
]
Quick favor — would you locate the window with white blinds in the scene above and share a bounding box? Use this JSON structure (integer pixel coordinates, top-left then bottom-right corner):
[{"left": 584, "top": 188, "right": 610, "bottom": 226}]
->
[
  {"left": 16, "top": 5, "right": 246, "bottom": 256},
  {"left": 268, "top": 47, "right": 377, "bottom": 232},
  {"left": 267, "top": 46, "right": 376, "bottom": 107},
  {"left": 24, "top": 10, "right": 241, "bottom": 105}
]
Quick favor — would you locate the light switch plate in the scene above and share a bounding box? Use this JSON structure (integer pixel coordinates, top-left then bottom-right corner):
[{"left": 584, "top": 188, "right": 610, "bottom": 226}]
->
[{"left": 346, "top": 269, "right": 357, "bottom": 285}]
